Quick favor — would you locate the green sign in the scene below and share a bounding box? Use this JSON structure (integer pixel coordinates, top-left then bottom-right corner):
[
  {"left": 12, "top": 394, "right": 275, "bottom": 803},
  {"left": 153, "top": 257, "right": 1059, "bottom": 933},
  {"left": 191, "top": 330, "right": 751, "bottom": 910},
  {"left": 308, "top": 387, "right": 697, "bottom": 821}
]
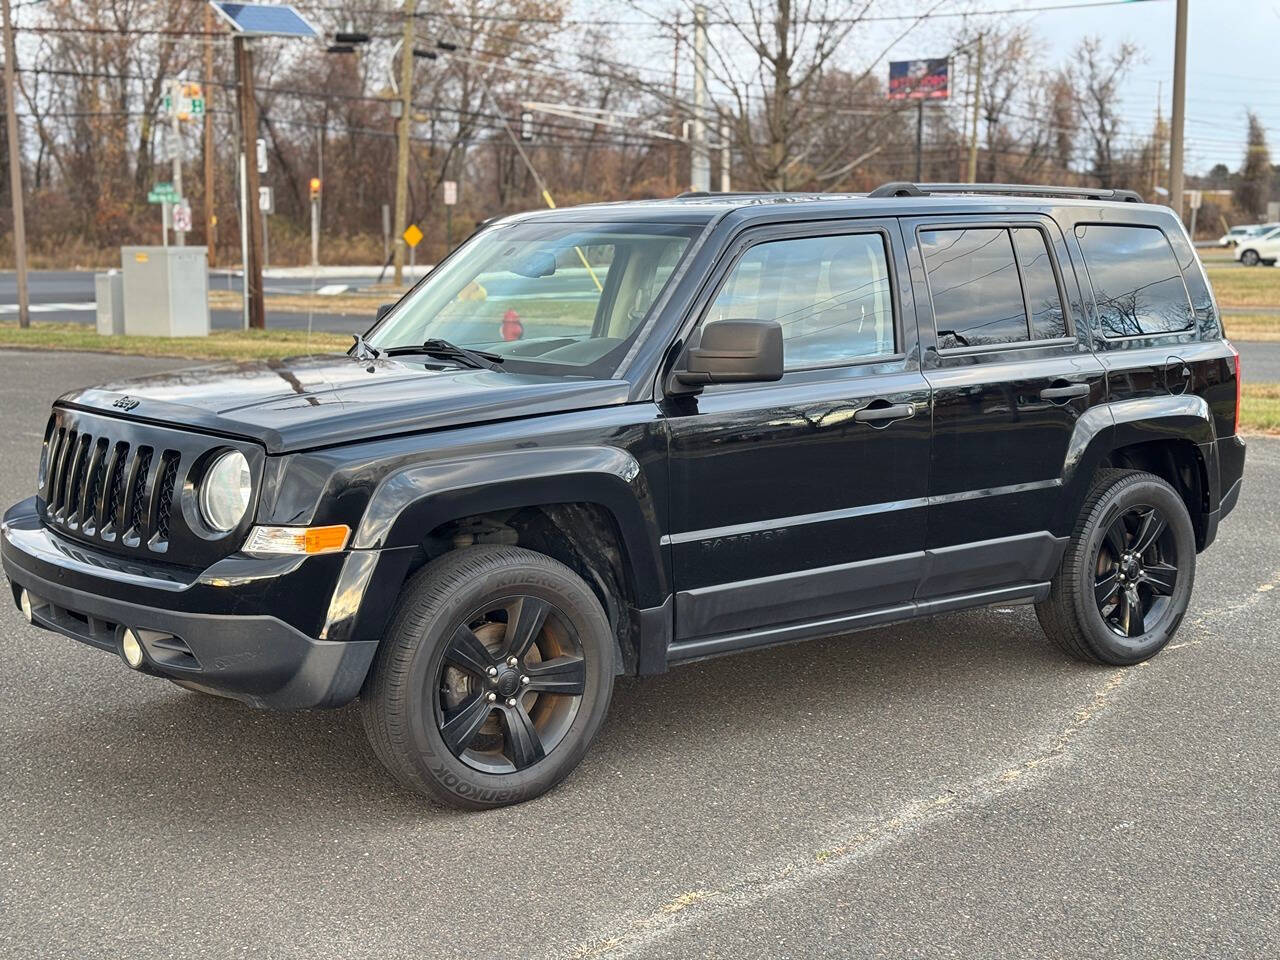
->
[
  {"left": 147, "top": 182, "right": 179, "bottom": 204},
  {"left": 162, "top": 95, "right": 204, "bottom": 118}
]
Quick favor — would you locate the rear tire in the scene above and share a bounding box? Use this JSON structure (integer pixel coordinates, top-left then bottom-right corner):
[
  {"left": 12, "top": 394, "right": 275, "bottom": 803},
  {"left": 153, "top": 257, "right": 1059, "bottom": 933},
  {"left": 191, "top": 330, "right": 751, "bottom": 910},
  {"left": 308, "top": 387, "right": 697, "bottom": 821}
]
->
[
  {"left": 361, "top": 546, "right": 615, "bottom": 808},
  {"left": 1037, "top": 470, "right": 1196, "bottom": 666}
]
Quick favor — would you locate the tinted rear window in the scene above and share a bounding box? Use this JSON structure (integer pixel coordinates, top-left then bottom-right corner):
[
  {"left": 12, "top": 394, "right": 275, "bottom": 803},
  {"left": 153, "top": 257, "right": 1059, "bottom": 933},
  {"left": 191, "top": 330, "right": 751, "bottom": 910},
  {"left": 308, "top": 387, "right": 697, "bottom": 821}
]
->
[
  {"left": 920, "top": 228, "right": 1028, "bottom": 349},
  {"left": 920, "top": 226, "right": 1068, "bottom": 349},
  {"left": 1074, "top": 224, "right": 1193, "bottom": 337},
  {"left": 1011, "top": 227, "right": 1067, "bottom": 340}
]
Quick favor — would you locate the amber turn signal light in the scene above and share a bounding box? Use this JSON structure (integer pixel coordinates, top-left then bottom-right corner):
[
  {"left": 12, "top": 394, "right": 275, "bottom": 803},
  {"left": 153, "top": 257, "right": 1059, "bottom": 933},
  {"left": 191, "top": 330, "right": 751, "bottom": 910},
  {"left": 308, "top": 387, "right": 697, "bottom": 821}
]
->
[{"left": 244, "top": 524, "right": 351, "bottom": 555}]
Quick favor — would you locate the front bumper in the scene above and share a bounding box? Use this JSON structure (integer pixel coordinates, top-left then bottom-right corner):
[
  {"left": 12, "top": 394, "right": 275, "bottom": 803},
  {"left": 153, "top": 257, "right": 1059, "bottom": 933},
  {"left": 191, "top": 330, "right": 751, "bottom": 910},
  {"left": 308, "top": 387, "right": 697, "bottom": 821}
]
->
[{"left": 2, "top": 498, "right": 378, "bottom": 709}]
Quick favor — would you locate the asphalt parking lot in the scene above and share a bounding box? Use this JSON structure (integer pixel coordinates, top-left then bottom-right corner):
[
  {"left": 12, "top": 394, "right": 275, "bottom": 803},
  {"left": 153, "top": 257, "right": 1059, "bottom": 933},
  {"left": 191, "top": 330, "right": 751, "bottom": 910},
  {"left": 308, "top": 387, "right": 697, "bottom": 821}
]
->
[{"left": 1, "top": 350, "right": 1277, "bottom": 960}]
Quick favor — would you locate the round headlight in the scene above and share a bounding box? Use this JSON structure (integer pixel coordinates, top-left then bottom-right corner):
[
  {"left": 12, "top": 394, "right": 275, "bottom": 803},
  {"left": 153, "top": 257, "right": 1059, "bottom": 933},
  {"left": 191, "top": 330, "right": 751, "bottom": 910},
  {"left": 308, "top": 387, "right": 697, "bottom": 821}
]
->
[{"left": 198, "top": 450, "right": 252, "bottom": 533}]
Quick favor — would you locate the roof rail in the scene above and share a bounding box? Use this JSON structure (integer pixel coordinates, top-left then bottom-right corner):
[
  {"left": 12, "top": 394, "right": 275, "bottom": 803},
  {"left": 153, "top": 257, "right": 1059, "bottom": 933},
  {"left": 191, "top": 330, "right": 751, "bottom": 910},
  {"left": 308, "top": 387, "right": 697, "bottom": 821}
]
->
[
  {"left": 867, "top": 181, "right": 1144, "bottom": 203},
  {"left": 674, "top": 190, "right": 776, "bottom": 199}
]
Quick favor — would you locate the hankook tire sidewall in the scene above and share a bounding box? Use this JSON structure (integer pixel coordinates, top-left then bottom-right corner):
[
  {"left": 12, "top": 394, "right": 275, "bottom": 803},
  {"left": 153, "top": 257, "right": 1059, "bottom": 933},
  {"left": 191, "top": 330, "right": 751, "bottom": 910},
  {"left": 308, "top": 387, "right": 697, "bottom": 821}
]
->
[{"left": 402, "top": 563, "right": 613, "bottom": 804}]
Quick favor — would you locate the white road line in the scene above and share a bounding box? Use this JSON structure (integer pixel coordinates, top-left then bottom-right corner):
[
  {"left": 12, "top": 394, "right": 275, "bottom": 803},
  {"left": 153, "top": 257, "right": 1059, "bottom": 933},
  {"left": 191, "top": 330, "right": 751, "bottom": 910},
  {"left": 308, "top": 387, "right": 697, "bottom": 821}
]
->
[{"left": 0, "top": 301, "right": 96, "bottom": 313}]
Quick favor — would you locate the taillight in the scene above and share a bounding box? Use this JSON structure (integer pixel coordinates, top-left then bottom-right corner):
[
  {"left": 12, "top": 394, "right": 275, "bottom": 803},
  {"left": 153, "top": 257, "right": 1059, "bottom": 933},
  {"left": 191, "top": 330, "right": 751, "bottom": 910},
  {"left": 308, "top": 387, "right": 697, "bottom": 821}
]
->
[{"left": 1229, "top": 341, "right": 1241, "bottom": 435}]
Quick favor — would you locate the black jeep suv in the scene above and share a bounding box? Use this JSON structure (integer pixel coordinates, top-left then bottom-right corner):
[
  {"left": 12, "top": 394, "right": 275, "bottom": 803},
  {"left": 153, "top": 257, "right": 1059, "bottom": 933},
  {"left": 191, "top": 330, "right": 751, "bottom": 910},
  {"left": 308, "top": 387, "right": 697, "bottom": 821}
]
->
[{"left": 3, "top": 182, "right": 1245, "bottom": 808}]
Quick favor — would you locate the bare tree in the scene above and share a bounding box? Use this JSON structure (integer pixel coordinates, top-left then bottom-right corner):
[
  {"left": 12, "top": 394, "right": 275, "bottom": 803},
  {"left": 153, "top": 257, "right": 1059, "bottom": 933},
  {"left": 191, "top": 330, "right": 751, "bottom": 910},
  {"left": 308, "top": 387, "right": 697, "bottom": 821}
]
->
[{"left": 1068, "top": 36, "right": 1138, "bottom": 188}]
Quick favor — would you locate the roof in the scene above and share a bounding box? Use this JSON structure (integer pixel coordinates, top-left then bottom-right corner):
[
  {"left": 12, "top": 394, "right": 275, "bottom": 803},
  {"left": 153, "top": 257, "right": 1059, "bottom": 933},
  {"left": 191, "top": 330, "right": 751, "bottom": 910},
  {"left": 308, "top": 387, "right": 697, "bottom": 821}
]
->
[{"left": 489, "top": 183, "right": 1159, "bottom": 229}]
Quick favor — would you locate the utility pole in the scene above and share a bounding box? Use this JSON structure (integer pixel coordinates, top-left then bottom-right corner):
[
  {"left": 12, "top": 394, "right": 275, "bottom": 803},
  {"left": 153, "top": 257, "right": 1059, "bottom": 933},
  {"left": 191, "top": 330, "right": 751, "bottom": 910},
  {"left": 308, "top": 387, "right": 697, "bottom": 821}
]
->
[
  {"left": 203, "top": 2, "right": 216, "bottom": 266},
  {"left": 170, "top": 79, "right": 186, "bottom": 246},
  {"left": 2, "top": 0, "right": 30, "bottom": 328},
  {"left": 1168, "top": 0, "right": 1188, "bottom": 222},
  {"left": 914, "top": 101, "right": 925, "bottom": 182},
  {"left": 391, "top": 0, "right": 417, "bottom": 286},
  {"left": 669, "top": 19, "right": 680, "bottom": 194},
  {"left": 967, "top": 33, "right": 983, "bottom": 183},
  {"left": 310, "top": 177, "right": 321, "bottom": 267},
  {"left": 1151, "top": 80, "right": 1163, "bottom": 199},
  {"left": 690, "top": 3, "right": 710, "bottom": 192},
  {"left": 720, "top": 119, "right": 731, "bottom": 192},
  {"left": 234, "top": 36, "right": 265, "bottom": 329}
]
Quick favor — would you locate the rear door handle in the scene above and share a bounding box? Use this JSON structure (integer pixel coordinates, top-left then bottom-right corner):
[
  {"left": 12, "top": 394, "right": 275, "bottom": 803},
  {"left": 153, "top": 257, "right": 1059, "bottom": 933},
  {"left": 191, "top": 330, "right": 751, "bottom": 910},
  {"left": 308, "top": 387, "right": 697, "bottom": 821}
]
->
[
  {"left": 1039, "top": 383, "right": 1091, "bottom": 401},
  {"left": 854, "top": 401, "right": 916, "bottom": 424}
]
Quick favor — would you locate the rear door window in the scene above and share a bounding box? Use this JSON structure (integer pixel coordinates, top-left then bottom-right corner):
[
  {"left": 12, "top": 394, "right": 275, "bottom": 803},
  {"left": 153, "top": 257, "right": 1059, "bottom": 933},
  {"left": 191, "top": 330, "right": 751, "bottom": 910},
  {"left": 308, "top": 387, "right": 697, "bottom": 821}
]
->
[
  {"left": 1074, "top": 224, "right": 1194, "bottom": 337},
  {"left": 919, "top": 226, "right": 1067, "bottom": 349},
  {"left": 1011, "top": 227, "right": 1067, "bottom": 340}
]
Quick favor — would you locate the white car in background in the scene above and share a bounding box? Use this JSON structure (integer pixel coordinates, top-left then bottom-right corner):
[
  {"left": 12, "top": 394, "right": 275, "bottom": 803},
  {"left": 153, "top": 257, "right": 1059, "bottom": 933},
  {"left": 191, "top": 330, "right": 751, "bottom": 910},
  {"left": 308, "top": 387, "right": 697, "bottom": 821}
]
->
[
  {"left": 1220, "top": 225, "right": 1260, "bottom": 247},
  {"left": 1221, "top": 222, "right": 1280, "bottom": 247},
  {"left": 1234, "top": 226, "right": 1280, "bottom": 265}
]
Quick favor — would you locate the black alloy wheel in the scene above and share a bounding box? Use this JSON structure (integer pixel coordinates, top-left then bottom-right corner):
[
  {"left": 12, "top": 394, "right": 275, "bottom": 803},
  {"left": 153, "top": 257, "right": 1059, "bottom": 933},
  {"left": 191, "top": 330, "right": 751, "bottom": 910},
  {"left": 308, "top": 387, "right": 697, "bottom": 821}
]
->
[
  {"left": 1037, "top": 469, "right": 1196, "bottom": 665},
  {"left": 361, "top": 545, "right": 615, "bottom": 808},
  {"left": 1092, "top": 504, "right": 1180, "bottom": 639},
  {"left": 435, "top": 595, "right": 586, "bottom": 774}
]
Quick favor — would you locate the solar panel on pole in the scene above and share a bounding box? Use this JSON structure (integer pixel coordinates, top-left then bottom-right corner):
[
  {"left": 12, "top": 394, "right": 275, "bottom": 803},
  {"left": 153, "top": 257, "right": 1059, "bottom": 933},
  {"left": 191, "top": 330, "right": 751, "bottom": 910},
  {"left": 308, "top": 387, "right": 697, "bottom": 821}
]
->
[{"left": 210, "top": 3, "right": 317, "bottom": 38}]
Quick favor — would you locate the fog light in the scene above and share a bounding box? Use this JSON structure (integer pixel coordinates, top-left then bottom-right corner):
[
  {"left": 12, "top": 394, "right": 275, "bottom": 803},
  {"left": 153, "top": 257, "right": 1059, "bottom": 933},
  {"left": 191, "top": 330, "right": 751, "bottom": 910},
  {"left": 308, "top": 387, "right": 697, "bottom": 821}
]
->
[
  {"left": 121, "top": 629, "right": 145, "bottom": 669},
  {"left": 19, "top": 589, "right": 33, "bottom": 623}
]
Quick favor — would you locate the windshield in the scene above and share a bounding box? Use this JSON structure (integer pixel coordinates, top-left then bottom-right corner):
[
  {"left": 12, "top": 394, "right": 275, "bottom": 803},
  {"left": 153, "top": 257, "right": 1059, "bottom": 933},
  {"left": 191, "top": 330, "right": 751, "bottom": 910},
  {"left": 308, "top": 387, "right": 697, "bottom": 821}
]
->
[{"left": 368, "top": 219, "right": 700, "bottom": 378}]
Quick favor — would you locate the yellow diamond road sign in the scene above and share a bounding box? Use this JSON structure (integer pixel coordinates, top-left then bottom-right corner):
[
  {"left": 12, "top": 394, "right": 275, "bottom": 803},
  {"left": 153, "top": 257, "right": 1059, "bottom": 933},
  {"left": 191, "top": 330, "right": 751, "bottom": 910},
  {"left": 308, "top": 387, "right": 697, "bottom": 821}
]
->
[{"left": 403, "top": 224, "right": 423, "bottom": 248}]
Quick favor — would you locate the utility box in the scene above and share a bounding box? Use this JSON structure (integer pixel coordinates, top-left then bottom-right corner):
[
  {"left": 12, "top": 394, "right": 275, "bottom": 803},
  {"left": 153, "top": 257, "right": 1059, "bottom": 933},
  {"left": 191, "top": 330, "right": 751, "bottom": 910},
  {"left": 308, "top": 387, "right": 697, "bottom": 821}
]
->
[
  {"left": 94, "top": 270, "right": 124, "bottom": 336},
  {"left": 120, "top": 246, "right": 210, "bottom": 337}
]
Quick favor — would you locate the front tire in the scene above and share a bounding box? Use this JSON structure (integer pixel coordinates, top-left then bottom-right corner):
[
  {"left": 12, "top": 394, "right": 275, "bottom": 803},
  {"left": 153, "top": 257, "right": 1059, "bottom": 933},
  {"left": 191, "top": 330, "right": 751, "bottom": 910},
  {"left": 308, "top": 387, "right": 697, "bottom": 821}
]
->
[
  {"left": 1037, "top": 470, "right": 1196, "bottom": 665},
  {"left": 361, "top": 546, "right": 615, "bottom": 808},
  {"left": 1241, "top": 248, "right": 1260, "bottom": 266}
]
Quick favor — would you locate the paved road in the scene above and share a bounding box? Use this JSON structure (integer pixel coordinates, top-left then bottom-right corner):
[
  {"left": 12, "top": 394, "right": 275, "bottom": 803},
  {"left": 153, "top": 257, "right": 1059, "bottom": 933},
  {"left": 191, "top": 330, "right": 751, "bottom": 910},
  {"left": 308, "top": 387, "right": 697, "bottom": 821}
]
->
[
  {"left": 0, "top": 351, "right": 1278, "bottom": 960},
  {"left": 0, "top": 268, "right": 598, "bottom": 335},
  {"left": 0, "top": 269, "right": 378, "bottom": 332},
  {"left": 1241, "top": 340, "right": 1280, "bottom": 382}
]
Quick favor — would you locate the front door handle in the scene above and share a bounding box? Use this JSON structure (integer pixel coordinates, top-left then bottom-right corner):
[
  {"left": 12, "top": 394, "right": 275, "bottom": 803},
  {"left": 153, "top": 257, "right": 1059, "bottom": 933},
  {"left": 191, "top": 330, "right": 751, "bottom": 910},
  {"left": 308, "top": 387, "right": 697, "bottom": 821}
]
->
[
  {"left": 1040, "top": 383, "right": 1091, "bottom": 401},
  {"left": 854, "top": 401, "right": 916, "bottom": 424}
]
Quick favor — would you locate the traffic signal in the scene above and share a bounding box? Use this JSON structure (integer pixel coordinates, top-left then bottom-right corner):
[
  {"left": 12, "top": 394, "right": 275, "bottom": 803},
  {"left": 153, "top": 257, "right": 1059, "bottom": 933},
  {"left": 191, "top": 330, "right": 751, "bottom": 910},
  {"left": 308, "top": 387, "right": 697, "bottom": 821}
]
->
[{"left": 309, "top": 178, "right": 322, "bottom": 201}]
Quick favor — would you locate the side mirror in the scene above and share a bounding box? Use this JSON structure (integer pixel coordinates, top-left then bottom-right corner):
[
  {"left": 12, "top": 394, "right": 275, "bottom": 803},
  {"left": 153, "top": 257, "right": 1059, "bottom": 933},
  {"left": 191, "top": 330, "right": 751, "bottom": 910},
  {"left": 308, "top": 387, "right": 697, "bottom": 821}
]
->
[
  {"left": 675, "top": 318, "right": 784, "bottom": 387},
  {"left": 375, "top": 302, "right": 394, "bottom": 323}
]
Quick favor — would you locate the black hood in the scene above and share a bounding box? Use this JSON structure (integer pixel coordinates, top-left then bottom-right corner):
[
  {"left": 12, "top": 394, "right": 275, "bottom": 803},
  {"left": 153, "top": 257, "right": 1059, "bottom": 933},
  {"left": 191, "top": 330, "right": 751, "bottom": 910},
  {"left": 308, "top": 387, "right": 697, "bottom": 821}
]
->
[{"left": 57, "top": 353, "right": 632, "bottom": 453}]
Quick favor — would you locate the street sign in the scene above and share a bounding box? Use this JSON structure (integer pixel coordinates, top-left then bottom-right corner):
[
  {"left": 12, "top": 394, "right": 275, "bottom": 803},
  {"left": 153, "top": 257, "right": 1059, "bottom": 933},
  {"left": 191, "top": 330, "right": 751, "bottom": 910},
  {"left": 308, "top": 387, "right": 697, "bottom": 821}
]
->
[
  {"left": 172, "top": 201, "right": 192, "bottom": 232},
  {"left": 256, "top": 138, "right": 268, "bottom": 174},
  {"left": 147, "top": 182, "right": 179, "bottom": 204},
  {"left": 259, "top": 185, "right": 274, "bottom": 214},
  {"left": 164, "top": 84, "right": 205, "bottom": 120},
  {"left": 1188, "top": 190, "right": 1202, "bottom": 211},
  {"left": 403, "top": 224, "right": 424, "bottom": 248},
  {"left": 442, "top": 180, "right": 458, "bottom": 206},
  {"left": 520, "top": 111, "right": 534, "bottom": 142}
]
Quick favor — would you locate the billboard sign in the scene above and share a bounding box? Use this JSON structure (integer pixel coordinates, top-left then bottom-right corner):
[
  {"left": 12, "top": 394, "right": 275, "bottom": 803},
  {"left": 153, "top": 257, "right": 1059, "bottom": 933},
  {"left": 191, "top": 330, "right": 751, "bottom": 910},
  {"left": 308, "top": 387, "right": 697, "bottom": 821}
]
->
[{"left": 888, "top": 59, "right": 949, "bottom": 100}]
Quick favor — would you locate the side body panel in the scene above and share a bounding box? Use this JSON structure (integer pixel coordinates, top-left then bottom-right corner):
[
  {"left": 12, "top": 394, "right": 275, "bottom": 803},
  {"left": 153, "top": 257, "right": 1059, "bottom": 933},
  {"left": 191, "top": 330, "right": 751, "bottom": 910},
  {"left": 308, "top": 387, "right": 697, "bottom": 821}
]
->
[
  {"left": 901, "top": 209, "right": 1106, "bottom": 594},
  {"left": 257, "top": 404, "right": 672, "bottom": 650},
  {"left": 657, "top": 217, "right": 934, "bottom": 659}
]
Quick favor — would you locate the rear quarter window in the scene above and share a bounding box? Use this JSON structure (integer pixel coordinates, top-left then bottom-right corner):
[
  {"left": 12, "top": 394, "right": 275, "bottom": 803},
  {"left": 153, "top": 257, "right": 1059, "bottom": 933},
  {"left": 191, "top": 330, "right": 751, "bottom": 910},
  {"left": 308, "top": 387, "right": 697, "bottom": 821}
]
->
[{"left": 1074, "top": 223, "right": 1194, "bottom": 337}]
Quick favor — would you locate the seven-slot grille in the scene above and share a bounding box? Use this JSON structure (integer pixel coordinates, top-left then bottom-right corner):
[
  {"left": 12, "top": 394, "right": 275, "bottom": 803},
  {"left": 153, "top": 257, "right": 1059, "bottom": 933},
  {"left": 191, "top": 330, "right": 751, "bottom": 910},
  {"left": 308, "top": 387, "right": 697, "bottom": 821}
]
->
[{"left": 41, "top": 423, "right": 181, "bottom": 553}]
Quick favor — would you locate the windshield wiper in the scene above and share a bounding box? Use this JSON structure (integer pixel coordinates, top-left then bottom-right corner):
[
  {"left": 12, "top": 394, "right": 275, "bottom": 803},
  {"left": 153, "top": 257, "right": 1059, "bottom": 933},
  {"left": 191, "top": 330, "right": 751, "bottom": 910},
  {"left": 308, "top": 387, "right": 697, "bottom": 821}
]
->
[{"left": 382, "top": 338, "right": 505, "bottom": 371}]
